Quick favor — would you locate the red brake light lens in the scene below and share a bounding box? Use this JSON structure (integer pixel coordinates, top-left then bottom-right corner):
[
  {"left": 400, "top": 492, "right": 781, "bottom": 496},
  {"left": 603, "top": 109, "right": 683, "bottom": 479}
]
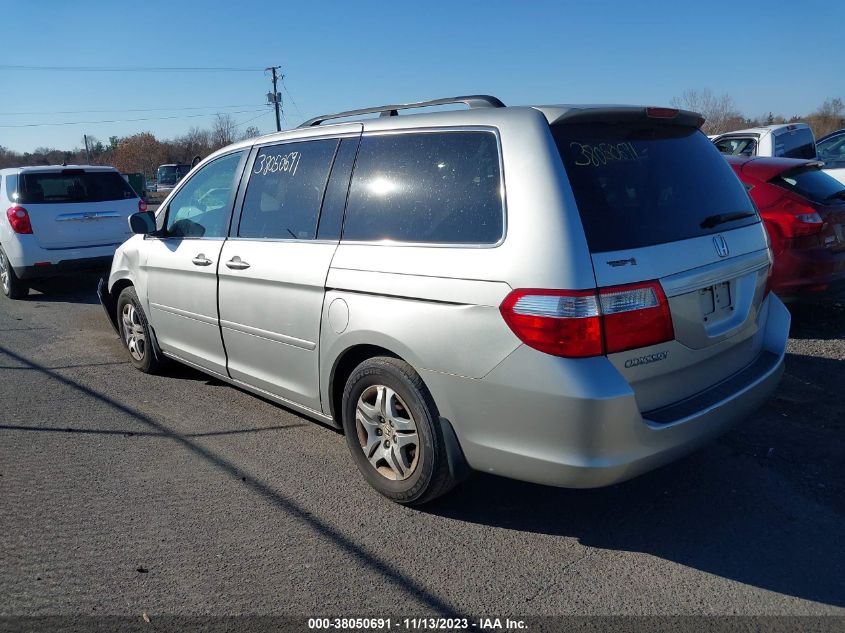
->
[
  {"left": 500, "top": 281, "right": 674, "bottom": 358},
  {"left": 6, "top": 206, "right": 33, "bottom": 234},
  {"left": 500, "top": 289, "right": 602, "bottom": 358},
  {"left": 599, "top": 282, "right": 674, "bottom": 354},
  {"left": 780, "top": 200, "right": 825, "bottom": 237},
  {"left": 138, "top": 199, "right": 148, "bottom": 213},
  {"left": 646, "top": 107, "right": 678, "bottom": 119}
]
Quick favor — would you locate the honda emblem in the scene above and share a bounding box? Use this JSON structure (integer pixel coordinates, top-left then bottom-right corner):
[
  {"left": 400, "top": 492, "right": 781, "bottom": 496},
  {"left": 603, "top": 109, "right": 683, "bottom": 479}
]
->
[{"left": 713, "top": 234, "right": 729, "bottom": 258}]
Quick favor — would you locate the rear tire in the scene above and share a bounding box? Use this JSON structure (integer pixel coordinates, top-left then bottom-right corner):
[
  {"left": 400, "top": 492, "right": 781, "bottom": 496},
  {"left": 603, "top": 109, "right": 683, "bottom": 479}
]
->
[
  {"left": 0, "top": 247, "right": 29, "bottom": 299},
  {"left": 116, "top": 286, "right": 167, "bottom": 374},
  {"left": 341, "top": 357, "right": 456, "bottom": 505}
]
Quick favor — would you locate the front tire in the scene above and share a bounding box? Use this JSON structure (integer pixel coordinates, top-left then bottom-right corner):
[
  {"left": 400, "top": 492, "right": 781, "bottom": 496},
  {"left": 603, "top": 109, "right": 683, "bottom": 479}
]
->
[
  {"left": 0, "top": 247, "right": 29, "bottom": 299},
  {"left": 341, "top": 357, "right": 456, "bottom": 505},
  {"left": 116, "top": 286, "right": 167, "bottom": 374}
]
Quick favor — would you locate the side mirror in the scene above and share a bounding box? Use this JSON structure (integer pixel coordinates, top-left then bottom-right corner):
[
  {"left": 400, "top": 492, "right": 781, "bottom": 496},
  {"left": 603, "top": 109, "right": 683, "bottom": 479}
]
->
[{"left": 128, "top": 211, "right": 157, "bottom": 235}]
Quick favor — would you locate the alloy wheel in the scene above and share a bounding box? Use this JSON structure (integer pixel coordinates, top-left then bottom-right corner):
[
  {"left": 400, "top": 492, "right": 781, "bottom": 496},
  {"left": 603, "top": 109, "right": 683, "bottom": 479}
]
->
[
  {"left": 355, "top": 384, "right": 419, "bottom": 480},
  {"left": 121, "top": 303, "right": 146, "bottom": 361},
  {"left": 0, "top": 252, "right": 9, "bottom": 295}
]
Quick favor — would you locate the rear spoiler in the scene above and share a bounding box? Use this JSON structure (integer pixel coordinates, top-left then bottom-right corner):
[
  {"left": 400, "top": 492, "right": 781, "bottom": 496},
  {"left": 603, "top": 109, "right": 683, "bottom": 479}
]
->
[{"left": 549, "top": 106, "right": 705, "bottom": 129}]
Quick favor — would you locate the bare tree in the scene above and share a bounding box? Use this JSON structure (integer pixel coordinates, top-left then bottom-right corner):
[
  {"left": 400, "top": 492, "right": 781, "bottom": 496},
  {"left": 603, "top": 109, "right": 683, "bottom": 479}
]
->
[
  {"left": 807, "top": 97, "right": 845, "bottom": 138},
  {"left": 670, "top": 88, "right": 743, "bottom": 135},
  {"left": 211, "top": 114, "right": 237, "bottom": 150},
  {"left": 176, "top": 126, "right": 211, "bottom": 159},
  {"left": 240, "top": 126, "right": 261, "bottom": 141}
]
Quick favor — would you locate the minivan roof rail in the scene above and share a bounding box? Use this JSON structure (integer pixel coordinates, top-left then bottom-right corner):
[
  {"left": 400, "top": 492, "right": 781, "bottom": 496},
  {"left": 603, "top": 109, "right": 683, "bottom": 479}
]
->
[{"left": 298, "top": 95, "right": 506, "bottom": 128}]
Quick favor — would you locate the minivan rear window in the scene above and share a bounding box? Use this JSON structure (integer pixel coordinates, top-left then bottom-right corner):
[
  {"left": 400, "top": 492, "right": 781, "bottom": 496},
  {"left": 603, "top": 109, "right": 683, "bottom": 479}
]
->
[
  {"left": 553, "top": 123, "right": 758, "bottom": 253},
  {"left": 771, "top": 166, "right": 845, "bottom": 204},
  {"left": 15, "top": 170, "right": 137, "bottom": 204}
]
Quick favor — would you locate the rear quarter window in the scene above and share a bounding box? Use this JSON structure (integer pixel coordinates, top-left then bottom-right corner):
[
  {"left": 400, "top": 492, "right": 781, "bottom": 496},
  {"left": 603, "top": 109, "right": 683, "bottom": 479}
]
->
[
  {"left": 554, "top": 123, "right": 758, "bottom": 252},
  {"left": 342, "top": 130, "right": 503, "bottom": 244}
]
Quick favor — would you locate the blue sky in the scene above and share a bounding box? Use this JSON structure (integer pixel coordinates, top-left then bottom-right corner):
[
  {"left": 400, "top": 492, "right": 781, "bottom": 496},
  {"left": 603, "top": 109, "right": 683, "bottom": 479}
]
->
[{"left": 2, "top": 0, "right": 841, "bottom": 152}]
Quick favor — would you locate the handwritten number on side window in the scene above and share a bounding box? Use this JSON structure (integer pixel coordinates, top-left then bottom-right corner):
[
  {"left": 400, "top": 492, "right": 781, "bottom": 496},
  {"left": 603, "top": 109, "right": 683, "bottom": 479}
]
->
[{"left": 252, "top": 151, "right": 302, "bottom": 177}]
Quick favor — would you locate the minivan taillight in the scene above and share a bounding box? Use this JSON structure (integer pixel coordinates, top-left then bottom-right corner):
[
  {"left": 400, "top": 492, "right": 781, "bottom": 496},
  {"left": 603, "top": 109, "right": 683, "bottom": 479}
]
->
[
  {"left": 138, "top": 199, "right": 148, "bottom": 213},
  {"left": 500, "top": 281, "right": 674, "bottom": 358},
  {"left": 6, "top": 206, "right": 33, "bottom": 234}
]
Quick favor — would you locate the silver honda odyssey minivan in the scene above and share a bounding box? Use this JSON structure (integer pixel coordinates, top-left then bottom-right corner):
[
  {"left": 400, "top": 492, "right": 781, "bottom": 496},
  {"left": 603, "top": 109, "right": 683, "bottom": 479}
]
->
[{"left": 99, "top": 96, "right": 790, "bottom": 504}]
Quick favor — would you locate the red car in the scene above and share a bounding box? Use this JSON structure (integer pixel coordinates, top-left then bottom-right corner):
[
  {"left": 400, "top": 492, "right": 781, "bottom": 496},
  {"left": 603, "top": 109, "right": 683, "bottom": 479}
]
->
[{"left": 726, "top": 156, "right": 845, "bottom": 300}]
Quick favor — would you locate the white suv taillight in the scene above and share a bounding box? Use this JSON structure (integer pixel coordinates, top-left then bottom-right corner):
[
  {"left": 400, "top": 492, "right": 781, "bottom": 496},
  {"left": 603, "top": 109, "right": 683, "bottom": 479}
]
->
[
  {"left": 6, "top": 206, "right": 33, "bottom": 234},
  {"left": 500, "top": 281, "right": 674, "bottom": 358},
  {"left": 138, "top": 199, "right": 148, "bottom": 213}
]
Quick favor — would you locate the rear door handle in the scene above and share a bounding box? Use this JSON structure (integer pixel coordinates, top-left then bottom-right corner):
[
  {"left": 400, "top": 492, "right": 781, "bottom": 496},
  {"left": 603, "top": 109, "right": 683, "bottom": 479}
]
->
[
  {"left": 192, "top": 254, "right": 212, "bottom": 266},
  {"left": 225, "top": 256, "right": 251, "bottom": 270}
]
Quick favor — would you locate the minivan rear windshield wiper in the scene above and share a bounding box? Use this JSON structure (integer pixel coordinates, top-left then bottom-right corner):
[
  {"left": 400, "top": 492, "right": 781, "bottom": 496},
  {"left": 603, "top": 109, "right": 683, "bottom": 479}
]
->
[
  {"left": 823, "top": 190, "right": 845, "bottom": 202},
  {"left": 700, "top": 211, "right": 756, "bottom": 229}
]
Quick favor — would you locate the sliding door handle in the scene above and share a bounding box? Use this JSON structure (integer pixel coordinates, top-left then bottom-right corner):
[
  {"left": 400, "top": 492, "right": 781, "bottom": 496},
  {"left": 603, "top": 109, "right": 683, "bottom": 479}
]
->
[{"left": 225, "top": 256, "right": 251, "bottom": 270}]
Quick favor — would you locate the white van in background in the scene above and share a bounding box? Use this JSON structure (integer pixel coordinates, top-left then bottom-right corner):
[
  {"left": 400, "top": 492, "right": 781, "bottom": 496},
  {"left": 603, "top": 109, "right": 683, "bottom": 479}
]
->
[{"left": 712, "top": 123, "right": 816, "bottom": 160}]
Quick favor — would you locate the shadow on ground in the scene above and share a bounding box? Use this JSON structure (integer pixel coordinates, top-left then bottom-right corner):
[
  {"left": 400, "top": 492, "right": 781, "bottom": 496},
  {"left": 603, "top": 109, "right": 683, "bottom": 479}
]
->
[
  {"left": 24, "top": 272, "right": 104, "bottom": 305},
  {"left": 787, "top": 297, "right": 845, "bottom": 340},
  {"left": 2, "top": 297, "right": 843, "bottom": 612}
]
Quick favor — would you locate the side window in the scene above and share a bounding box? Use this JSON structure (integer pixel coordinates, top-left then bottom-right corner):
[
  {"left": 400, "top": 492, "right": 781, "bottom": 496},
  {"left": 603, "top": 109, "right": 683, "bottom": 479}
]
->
[
  {"left": 238, "top": 139, "right": 339, "bottom": 240},
  {"left": 715, "top": 137, "right": 756, "bottom": 156},
  {"left": 164, "top": 151, "right": 244, "bottom": 239},
  {"left": 343, "top": 131, "right": 503, "bottom": 244},
  {"left": 5, "top": 175, "right": 19, "bottom": 202},
  {"left": 317, "top": 137, "right": 360, "bottom": 240}
]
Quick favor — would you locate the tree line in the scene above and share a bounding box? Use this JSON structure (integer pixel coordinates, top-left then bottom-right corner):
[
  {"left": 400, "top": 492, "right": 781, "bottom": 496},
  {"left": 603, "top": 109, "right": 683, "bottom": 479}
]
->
[
  {"left": 2, "top": 93, "right": 843, "bottom": 176},
  {"left": 670, "top": 90, "right": 843, "bottom": 137},
  {"left": 0, "top": 113, "right": 261, "bottom": 177}
]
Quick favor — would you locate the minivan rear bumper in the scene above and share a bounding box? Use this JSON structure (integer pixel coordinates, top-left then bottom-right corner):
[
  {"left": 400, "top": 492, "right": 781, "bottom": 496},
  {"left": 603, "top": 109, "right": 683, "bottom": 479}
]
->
[{"left": 422, "top": 295, "right": 790, "bottom": 488}]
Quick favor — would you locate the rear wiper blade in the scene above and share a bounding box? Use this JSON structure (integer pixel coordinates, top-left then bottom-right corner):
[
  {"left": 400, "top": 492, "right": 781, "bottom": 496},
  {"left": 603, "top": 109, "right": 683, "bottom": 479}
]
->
[
  {"left": 700, "top": 212, "right": 756, "bottom": 229},
  {"left": 823, "top": 190, "right": 845, "bottom": 201}
]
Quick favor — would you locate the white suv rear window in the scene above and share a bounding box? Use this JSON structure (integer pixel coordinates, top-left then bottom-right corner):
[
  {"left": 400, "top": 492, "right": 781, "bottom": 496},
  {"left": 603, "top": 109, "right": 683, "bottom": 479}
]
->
[{"left": 14, "top": 170, "right": 137, "bottom": 204}]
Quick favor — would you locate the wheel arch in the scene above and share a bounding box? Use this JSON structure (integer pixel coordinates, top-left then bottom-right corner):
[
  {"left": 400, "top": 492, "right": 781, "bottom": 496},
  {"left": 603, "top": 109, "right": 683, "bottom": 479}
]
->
[
  {"left": 327, "top": 342, "right": 472, "bottom": 487},
  {"left": 328, "top": 343, "right": 400, "bottom": 424}
]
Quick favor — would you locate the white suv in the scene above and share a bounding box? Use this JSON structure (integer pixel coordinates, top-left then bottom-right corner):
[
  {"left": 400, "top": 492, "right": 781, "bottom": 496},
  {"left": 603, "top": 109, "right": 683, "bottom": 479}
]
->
[{"left": 0, "top": 165, "right": 144, "bottom": 299}]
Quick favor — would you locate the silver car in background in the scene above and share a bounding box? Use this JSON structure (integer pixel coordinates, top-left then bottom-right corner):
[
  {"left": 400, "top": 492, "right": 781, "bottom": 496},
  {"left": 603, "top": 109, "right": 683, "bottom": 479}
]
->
[{"left": 99, "top": 96, "right": 790, "bottom": 504}]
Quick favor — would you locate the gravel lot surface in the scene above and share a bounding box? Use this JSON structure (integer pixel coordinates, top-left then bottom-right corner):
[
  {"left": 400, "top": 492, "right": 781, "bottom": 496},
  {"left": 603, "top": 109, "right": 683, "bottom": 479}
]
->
[{"left": 1, "top": 275, "right": 843, "bottom": 619}]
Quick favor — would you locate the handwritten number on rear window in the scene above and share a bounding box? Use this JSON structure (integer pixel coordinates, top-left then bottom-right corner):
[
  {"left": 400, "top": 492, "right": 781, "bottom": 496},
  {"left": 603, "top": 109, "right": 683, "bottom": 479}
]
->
[{"left": 570, "top": 142, "right": 639, "bottom": 167}]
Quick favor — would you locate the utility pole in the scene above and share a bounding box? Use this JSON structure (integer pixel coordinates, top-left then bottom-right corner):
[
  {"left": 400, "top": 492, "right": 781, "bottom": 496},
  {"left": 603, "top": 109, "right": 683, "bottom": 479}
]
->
[
  {"left": 83, "top": 134, "right": 92, "bottom": 163},
  {"left": 266, "top": 66, "right": 282, "bottom": 132}
]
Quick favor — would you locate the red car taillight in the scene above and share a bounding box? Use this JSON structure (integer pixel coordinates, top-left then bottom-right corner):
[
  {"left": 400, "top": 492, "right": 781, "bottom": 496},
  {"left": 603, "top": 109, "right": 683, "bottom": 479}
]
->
[
  {"left": 500, "top": 281, "right": 674, "bottom": 358},
  {"left": 138, "top": 199, "right": 148, "bottom": 213},
  {"left": 6, "top": 206, "right": 33, "bottom": 234},
  {"left": 780, "top": 200, "right": 825, "bottom": 237}
]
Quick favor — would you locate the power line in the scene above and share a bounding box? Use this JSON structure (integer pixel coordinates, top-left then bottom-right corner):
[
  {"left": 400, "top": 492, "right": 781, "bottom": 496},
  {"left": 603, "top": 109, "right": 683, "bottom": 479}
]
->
[
  {"left": 281, "top": 78, "right": 303, "bottom": 120},
  {"left": 0, "top": 108, "right": 269, "bottom": 129},
  {"left": 0, "top": 104, "right": 264, "bottom": 117},
  {"left": 0, "top": 64, "right": 263, "bottom": 73},
  {"left": 232, "top": 110, "right": 272, "bottom": 131}
]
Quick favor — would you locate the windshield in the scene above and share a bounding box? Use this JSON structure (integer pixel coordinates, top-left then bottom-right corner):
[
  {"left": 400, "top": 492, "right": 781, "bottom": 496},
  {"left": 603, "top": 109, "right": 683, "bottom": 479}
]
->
[
  {"left": 771, "top": 166, "right": 845, "bottom": 204},
  {"left": 553, "top": 122, "right": 758, "bottom": 252},
  {"left": 157, "top": 165, "right": 178, "bottom": 184},
  {"left": 15, "top": 170, "right": 137, "bottom": 204}
]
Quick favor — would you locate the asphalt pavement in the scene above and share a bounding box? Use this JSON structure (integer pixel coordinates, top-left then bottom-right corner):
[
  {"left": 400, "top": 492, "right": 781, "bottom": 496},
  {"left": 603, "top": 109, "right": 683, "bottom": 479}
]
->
[{"left": 1, "top": 274, "right": 843, "bottom": 619}]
